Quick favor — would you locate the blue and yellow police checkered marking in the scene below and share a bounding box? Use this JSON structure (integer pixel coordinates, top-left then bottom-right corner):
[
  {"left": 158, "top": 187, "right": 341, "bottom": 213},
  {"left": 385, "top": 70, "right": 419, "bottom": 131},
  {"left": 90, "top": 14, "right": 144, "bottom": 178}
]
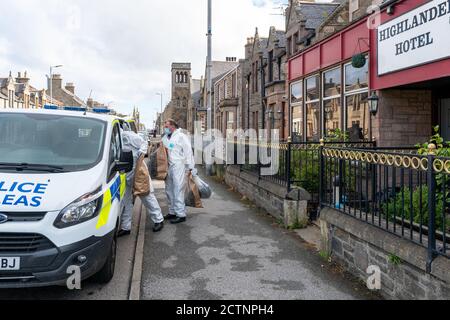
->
[{"left": 96, "top": 174, "right": 127, "bottom": 230}]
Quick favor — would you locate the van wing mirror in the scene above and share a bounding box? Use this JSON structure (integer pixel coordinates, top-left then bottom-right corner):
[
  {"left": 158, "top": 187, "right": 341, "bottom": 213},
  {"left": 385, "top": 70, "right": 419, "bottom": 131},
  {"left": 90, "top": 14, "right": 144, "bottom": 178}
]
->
[{"left": 115, "top": 151, "right": 133, "bottom": 173}]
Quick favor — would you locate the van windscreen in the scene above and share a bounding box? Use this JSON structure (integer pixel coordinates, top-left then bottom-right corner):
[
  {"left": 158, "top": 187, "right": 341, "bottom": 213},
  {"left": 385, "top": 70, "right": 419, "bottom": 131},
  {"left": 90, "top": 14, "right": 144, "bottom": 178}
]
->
[{"left": 0, "top": 113, "right": 107, "bottom": 172}]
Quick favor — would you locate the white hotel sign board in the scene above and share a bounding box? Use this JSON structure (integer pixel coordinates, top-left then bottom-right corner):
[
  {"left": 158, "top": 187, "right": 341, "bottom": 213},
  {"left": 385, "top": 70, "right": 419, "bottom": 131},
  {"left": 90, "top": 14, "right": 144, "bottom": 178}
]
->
[{"left": 377, "top": 0, "right": 450, "bottom": 75}]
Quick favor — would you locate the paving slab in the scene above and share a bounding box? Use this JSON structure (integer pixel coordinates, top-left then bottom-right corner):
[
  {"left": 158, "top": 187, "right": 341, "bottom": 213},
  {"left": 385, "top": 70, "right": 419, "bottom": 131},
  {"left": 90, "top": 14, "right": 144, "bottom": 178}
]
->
[{"left": 141, "top": 173, "right": 379, "bottom": 300}]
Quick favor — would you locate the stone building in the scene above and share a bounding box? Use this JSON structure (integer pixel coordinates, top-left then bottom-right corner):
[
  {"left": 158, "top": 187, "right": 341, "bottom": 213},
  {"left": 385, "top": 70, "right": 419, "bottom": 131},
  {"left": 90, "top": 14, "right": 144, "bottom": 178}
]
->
[
  {"left": 1, "top": 71, "right": 63, "bottom": 109},
  {"left": 213, "top": 64, "right": 241, "bottom": 136},
  {"left": 196, "top": 59, "right": 240, "bottom": 133},
  {"left": 47, "top": 74, "right": 85, "bottom": 107},
  {"left": 86, "top": 98, "right": 108, "bottom": 110},
  {"left": 186, "top": 78, "right": 202, "bottom": 134},
  {"left": 285, "top": 1, "right": 340, "bottom": 58},
  {"left": 163, "top": 63, "right": 194, "bottom": 130},
  {"left": 315, "top": 1, "right": 349, "bottom": 41},
  {"left": 241, "top": 29, "right": 268, "bottom": 135},
  {"left": 263, "top": 26, "right": 289, "bottom": 140}
]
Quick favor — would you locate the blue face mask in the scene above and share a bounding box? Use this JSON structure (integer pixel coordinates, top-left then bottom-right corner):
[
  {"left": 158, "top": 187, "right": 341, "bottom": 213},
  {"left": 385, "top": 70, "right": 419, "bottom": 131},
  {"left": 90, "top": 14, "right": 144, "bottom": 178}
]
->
[{"left": 164, "top": 128, "right": 172, "bottom": 135}]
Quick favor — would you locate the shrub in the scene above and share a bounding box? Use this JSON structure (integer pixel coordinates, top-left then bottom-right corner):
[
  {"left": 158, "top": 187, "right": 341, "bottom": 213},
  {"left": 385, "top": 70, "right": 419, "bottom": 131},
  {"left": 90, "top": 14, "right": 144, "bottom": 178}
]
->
[{"left": 383, "top": 185, "right": 449, "bottom": 232}]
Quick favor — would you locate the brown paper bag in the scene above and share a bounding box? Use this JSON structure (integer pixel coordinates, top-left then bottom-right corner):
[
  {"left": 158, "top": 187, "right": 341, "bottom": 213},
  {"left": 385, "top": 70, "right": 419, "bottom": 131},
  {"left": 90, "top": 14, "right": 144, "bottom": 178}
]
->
[
  {"left": 156, "top": 144, "right": 169, "bottom": 180},
  {"left": 133, "top": 155, "right": 151, "bottom": 196},
  {"left": 185, "top": 173, "right": 203, "bottom": 208}
]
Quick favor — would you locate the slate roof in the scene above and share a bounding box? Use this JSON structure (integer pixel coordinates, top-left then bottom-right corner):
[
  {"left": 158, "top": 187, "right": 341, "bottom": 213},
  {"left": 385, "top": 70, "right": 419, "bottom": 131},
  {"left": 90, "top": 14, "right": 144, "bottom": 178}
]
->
[
  {"left": 49, "top": 86, "right": 86, "bottom": 106},
  {"left": 295, "top": 2, "right": 340, "bottom": 30},
  {"left": 0, "top": 78, "right": 12, "bottom": 87},
  {"left": 62, "top": 87, "right": 86, "bottom": 106},
  {"left": 15, "top": 83, "right": 26, "bottom": 94},
  {"left": 210, "top": 61, "right": 239, "bottom": 83}
]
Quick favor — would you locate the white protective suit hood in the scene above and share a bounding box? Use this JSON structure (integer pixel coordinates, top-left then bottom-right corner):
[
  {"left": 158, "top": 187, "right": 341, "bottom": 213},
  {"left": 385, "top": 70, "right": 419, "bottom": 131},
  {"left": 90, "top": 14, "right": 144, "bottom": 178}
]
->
[
  {"left": 122, "top": 130, "right": 147, "bottom": 156},
  {"left": 121, "top": 130, "right": 148, "bottom": 185}
]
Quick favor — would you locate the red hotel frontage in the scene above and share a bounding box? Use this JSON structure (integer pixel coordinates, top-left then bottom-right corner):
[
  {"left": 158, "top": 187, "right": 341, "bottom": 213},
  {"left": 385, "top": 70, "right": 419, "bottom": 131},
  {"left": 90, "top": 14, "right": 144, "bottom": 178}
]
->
[{"left": 288, "top": 0, "right": 450, "bottom": 146}]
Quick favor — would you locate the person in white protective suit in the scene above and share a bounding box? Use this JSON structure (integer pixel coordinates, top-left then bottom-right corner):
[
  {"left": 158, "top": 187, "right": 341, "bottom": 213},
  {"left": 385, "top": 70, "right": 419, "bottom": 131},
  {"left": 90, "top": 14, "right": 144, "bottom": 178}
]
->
[
  {"left": 162, "top": 119, "right": 197, "bottom": 224},
  {"left": 118, "top": 130, "right": 165, "bottom": 237}
]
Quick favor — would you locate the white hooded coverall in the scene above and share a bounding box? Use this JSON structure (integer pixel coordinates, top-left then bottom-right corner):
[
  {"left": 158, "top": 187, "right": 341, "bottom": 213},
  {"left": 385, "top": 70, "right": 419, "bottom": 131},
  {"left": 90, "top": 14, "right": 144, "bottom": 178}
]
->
[
  {"left": 162, "top": 129, "right": 195, "bottom": 218},
  {"left": 121, "top": 131, "right": 164, "bottom": 231}
]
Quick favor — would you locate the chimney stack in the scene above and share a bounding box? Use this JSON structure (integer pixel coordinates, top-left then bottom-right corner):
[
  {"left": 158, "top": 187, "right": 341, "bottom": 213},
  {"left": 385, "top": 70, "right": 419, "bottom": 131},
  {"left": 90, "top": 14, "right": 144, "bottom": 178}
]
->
[
  {"left": 245, "top": 37, "right": 255, "bottom": 59},
  {"left": 16, "top": 71, "right": 30, "bottom": 84},
  {"left": 49, "top": 74, "right": 63, "bottom": 90},
  {"left": 65, "top": 82, "right": 75, "bottom": 94}
]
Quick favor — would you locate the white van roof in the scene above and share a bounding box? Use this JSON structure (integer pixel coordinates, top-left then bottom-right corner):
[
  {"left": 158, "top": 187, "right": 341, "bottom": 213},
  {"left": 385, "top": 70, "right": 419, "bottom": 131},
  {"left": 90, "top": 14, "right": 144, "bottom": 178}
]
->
[{"left": 0, "top": 108, "right": 119, "bottom": 123}]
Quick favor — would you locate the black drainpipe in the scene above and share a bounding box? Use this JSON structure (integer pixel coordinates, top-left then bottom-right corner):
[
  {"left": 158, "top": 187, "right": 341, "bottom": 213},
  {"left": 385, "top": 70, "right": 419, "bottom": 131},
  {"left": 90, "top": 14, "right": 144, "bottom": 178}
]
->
[
  {"left": 260, "top": 54, "right": 266, "bottom": 130},
  {"left": 247, "top": 74, "right": 251, "bottom": 130}
]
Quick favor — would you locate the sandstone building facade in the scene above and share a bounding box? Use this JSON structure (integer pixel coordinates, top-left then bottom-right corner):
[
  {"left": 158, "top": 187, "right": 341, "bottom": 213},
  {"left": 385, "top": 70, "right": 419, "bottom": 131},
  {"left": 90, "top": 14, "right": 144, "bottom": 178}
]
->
[{"left": 1, "top": 71, "right": 63, "bottom": 109}]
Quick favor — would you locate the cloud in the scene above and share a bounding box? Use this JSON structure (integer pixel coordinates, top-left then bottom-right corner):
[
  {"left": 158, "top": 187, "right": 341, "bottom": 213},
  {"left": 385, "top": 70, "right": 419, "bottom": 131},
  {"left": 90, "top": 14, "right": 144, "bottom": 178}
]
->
[
  {"left": 0, "top": 0, "right": 285, "bottom": 127},
  {"left": 252, "top": 0, "right": 267, "bottom": 7}
]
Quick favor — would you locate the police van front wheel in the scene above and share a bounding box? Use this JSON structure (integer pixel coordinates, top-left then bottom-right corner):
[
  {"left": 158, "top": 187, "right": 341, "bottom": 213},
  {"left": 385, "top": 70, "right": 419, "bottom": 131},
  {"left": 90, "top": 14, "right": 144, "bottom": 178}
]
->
[{"left": 93, "top": 233, "right": 117, "bottom": 284}]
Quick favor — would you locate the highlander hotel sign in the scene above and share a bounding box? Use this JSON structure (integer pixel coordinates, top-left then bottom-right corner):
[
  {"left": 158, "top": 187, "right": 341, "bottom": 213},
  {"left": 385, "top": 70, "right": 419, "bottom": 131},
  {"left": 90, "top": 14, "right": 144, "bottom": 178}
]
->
[{"left": 377, "top": 0, "right": 450, "bottom": 75}]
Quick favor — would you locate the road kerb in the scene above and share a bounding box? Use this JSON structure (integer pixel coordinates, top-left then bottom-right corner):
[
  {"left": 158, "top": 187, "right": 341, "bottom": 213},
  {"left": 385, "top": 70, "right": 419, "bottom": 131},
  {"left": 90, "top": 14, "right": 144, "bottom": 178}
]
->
[{"left": 128, "top": 204, "right": 147, "bottom": 300}]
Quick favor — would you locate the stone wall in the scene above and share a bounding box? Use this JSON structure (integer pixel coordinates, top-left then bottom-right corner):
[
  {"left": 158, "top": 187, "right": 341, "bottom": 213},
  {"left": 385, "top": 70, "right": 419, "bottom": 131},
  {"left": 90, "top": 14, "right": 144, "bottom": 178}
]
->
[
  {"left": 321, "top": 207, "right": 450, "bottom": 300},
  {"left": 225, "top": 165, "right": 310, "bottom": 228},
  {"left": 373, "top": 89, "right": 432, "bottom": 147}
]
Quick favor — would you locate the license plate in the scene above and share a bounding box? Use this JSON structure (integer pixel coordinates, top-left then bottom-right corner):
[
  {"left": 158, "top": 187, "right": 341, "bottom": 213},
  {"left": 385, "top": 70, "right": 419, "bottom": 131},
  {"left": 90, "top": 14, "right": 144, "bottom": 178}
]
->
[{"left": 0, "top": 257, "right": 20, "bottom": 271}]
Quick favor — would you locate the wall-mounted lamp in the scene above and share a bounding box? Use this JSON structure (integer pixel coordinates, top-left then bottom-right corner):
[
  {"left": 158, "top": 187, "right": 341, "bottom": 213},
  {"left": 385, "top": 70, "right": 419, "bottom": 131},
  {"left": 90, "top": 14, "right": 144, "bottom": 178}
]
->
[
  {"left": 368, "top": 92, "right": 379, "bottom": 116},
  {"left": 387, "top": 5, "right": 395, "bottom": 15}
]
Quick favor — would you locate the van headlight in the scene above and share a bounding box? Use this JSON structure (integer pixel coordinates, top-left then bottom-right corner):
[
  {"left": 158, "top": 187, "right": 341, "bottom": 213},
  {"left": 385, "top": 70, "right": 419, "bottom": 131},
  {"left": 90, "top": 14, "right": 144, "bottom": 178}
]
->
[{"left": 54, "top": 187, "right": 103, "bottom": 229}]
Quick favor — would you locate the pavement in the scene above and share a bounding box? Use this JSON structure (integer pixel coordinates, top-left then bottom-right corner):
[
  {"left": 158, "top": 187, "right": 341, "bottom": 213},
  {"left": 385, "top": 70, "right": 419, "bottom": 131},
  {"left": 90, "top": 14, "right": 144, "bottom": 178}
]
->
[
  {"left": 0, "top": 199, "right": 144, "bottom": 300},
  {"left": 141, "top": 173, "right": 379, "bottom": 300}
]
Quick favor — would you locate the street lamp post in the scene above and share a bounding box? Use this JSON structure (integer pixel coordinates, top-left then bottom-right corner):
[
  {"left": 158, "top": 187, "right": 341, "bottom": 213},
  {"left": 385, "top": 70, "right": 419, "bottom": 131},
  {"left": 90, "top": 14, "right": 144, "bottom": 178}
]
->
[
  {"left": 206, "top": 0, "right": 213, "bottom": 176},
  {"left": 49, "top": 65, "right": 63, "bottom": 105},
  {"left": 156, "top": 93, "right": 164, "bottom": 135}
]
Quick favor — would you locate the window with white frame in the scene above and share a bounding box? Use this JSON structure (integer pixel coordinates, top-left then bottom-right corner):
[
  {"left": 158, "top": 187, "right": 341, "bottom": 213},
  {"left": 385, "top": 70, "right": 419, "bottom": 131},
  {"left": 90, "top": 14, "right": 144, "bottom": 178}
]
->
[
  {"left": 305, "top": 75, "right": 320, "bottom": 141},
  {"left": 290, "top": 80, "right": 303, "bottom": 141},
  {"left": 227, "top": 111, "right": 234, "bottom": 130},
  {"left": 224, "top": 80, "right": 228, "bottom": 99},
  {"left": 344, "top": 58, "right": 369, "bottom": 141},
  {"left": 323, "top": 67, "right": 342, "bottom": 138}
]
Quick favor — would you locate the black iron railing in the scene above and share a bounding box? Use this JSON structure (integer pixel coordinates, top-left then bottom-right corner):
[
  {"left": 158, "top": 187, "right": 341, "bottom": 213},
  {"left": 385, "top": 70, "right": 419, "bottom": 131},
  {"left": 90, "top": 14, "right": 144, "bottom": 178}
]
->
[
  {"left": 225, "top": 139, "right": 448, "bottom": 266},
  {"left": 229, "top": 140, "right": 376, "bottom": 195},
  {"left": 319, "top": 146, "right": 450, "bottom": 265}
]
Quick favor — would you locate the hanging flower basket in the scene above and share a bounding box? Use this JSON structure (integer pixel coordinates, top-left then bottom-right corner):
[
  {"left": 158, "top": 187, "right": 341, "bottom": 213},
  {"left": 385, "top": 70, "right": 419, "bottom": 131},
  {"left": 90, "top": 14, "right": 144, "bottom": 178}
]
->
[{"left": 352, "top": 53, "right": 366, "bottom": 68}]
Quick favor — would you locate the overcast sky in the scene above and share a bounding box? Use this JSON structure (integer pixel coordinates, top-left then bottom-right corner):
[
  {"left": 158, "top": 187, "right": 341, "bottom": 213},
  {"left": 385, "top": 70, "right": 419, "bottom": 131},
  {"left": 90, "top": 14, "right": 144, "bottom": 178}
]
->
[{"left": 0, "top": 0, "right": 288, "bottom": 127}]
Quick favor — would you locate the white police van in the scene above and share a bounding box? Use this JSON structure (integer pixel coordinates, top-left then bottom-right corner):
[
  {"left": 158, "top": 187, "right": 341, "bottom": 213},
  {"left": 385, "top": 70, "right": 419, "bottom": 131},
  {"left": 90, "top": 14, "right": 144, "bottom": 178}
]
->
[{"left": 0, "top": 107, "right": 133, "bottom": 287}]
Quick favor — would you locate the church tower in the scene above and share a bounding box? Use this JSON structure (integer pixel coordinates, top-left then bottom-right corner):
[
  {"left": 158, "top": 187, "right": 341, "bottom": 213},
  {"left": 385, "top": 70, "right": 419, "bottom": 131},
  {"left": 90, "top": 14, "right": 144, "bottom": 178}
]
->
[{"left": 165, "top": 63, "right": 192, "bottom": 129}]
